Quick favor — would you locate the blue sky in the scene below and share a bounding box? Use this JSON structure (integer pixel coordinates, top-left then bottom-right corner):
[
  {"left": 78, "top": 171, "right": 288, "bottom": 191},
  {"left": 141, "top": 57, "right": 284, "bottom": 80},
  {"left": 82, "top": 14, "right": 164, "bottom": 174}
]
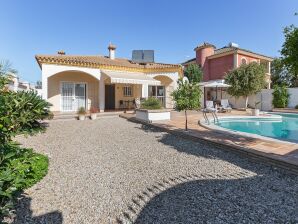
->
[{"left": 0, "top": 0, "right": 297, "bottom": 83}]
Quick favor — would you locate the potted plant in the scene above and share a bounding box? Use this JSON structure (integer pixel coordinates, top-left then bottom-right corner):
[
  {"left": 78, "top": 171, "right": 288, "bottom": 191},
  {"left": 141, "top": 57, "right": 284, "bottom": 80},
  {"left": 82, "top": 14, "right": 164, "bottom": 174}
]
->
[
  {"left": 89, "top": 107, "right": 98, "bottom": 120},
  {"left": 252, "top": 101, "right": 261, "bottom": 116},
  {"left": 135, "top": 97, "right": 171, "bottom": 123},
  {"left": 77, "top": 107, "right": 86, "bottom": 120}
]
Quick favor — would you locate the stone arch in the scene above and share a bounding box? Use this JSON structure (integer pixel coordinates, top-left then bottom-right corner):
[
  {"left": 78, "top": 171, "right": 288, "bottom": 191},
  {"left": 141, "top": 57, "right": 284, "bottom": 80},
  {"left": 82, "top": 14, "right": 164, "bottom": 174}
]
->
[
  {"left": 43, "top": 65, "right": 100, "bottom": 80},
  {"left": 149, "top": 74, "right": 177, "bottom": 109}
]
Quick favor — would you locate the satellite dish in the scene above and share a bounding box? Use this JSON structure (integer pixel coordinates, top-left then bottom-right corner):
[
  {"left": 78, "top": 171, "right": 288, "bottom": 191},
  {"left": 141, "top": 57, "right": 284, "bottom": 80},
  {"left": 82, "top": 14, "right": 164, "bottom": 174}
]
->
[{"left": 182, "top": 77, "right": 189, "bottom": 83}]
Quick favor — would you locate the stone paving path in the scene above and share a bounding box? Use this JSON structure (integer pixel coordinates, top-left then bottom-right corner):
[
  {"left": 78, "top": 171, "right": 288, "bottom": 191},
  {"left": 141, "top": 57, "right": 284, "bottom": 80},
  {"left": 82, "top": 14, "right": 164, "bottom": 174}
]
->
[
  {"left": 13, "top": 117, "right": 298, "bottom": 223},
  {"left": 123, "top": 110, "right": 298, "bottom": 168}
]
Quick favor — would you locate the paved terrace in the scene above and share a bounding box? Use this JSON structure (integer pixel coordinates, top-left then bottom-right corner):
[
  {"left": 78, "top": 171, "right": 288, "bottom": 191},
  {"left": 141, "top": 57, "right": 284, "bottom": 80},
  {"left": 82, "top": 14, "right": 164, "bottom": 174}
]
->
[
  {"left": 122, "top": 110, "right": 298, "bottom": 171},
  {"left": 13, "top": 117, "right": 298, "bottom": 223}
]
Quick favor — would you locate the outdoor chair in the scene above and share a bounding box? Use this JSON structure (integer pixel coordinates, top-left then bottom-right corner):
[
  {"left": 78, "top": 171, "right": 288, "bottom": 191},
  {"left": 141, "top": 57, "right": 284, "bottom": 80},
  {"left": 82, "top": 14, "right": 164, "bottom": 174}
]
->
[
  {"left": 221, "top": 99, "right": 232, "bottom": 113},
  {"left": 205, "top": 100, "right": 217, "bottom": 113},
  {"left": 119, "top": 100, "right": 125, "bottom": 109},
  {"left": 134, "top": 98, "right": 141, "bottom": 109}
]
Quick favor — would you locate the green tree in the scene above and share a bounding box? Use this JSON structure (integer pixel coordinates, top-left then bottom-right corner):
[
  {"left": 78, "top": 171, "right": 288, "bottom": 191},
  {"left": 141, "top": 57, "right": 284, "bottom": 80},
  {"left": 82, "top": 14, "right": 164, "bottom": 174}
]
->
[
  {"left": 272, "top": 85, "right": 290, "bottom": 108},
  {"left": 0, "top": 61, "right": 50, "bottom": 219},
  {"left": 281, "top": 24, "right": 298, "bottom": 86},
  {"left": 184, "top": 64, "right": 203, "bottom": 83},
  {"left": 271, "top": 58, "right": 294, "bottom": 87},
  {"left": 171, "top": 79, "right": 202, "bottom": 130},
  {"left": 225, "top": 62, "right": 266, "bottom": 108}
]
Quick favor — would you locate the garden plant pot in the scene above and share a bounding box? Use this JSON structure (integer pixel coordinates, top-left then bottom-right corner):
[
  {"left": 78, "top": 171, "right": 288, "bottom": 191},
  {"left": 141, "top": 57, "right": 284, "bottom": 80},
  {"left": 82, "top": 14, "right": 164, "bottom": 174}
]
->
[
  {"left": 78, "top": 115, "right": 85, "bottom": 120},
  {"left": 135, "top": 109, "right": 171, "bottom": 123},
  {"left": 90, "top": 113, "right": 97, "bottom": 120},
  {"left": 252, "top": 109, "right": 260, "bottom": 116}
]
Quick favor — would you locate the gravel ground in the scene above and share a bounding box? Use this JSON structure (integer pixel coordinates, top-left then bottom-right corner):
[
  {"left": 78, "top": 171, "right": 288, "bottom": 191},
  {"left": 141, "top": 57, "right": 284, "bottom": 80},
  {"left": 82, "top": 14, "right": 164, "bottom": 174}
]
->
[{"left": 13, "top": 117, "right": 298, "bottom": 224}]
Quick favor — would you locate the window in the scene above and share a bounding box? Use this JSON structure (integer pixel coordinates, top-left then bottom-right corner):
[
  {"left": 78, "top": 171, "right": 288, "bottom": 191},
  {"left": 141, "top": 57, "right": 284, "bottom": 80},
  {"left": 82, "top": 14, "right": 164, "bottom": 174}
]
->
[
  {"left": 148, "top": 85, "right": 165, "bottom": 106},
  {"left": 123, "top": 86, "right": 132, "bottom": 97},
  {"left": 241, "top": 57, "right": 247, "bottom": 65}
]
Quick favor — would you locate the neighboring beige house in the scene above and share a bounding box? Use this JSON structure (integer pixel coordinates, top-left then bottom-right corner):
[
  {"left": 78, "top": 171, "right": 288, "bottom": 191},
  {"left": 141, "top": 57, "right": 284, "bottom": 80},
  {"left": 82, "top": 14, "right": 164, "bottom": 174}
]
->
[
  {"left": 36, "top": 44, "right": 182, "bottom": 112},
  {"left": 7, "top": 73, "right": 37, "bottom": 92}
]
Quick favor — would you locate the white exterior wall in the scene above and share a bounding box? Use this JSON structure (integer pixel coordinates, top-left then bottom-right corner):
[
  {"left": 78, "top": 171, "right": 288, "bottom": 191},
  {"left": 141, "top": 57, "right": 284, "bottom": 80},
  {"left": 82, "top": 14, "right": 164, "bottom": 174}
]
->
[
  {"left": 288, "top": 88, "right": 298, "bottom": 108},
  {"left": 41, "top": 64, "right": 180, "bottom": 111},
  {"left": 217, "top": 88, "right": 298, "bottom": 111},
  {"left": 41, "top": 64, "right": 101, "bottom": 100}
]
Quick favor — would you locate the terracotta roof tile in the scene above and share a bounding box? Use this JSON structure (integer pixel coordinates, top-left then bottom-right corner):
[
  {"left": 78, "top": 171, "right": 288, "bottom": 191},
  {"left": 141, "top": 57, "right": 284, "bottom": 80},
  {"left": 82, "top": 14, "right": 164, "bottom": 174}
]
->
[
  {"left": 214, "top": 46, "right": 273, "bottom": 59},
  {"left": 35, "top": 55, "right": 181, "bottom": 70},
  {"left": 181, "top": 46, "right": 272, "bottom": 65}
]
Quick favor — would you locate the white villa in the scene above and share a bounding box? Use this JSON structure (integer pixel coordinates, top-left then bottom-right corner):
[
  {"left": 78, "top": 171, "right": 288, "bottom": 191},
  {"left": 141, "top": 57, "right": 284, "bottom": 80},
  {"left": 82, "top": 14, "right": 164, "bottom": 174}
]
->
[{"left": 36, "top": 44, "right": 182, "bottom": 112}]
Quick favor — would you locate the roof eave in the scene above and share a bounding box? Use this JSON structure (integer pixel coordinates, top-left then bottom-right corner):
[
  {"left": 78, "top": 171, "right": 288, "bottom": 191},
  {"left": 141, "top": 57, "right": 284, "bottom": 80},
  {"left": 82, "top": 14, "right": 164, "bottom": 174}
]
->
[
  {"left": 34, "top": 56, "right": 183, "bottom": 75},
  {"left": 35, "top": 55, "right": 43, "bottom": 69},
  {"left": 236, "top": 49, "right": 274, "bottom": 61},
  {"left": 208, "top": 49, "right": 273, "bottom": 61}
]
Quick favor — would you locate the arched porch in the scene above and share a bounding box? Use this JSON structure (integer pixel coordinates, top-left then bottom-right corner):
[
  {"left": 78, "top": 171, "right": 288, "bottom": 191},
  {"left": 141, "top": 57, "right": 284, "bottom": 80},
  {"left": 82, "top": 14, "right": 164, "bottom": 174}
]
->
[
  {"left": 47, "top": 71, "right": 100, "bottom": 112},
  {"left": 149, "top": 75, "right": 176, "bottom": 109}
]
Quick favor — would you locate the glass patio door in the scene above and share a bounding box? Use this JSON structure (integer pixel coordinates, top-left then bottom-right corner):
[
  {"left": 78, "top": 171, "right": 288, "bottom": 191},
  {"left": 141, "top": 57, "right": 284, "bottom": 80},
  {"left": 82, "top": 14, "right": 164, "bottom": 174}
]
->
[
  {"left": 61, "top": 82, "right": 86, "bottom": 112},
  {"left": 148, "top": 85, "right": 165, "bottom": 107}
]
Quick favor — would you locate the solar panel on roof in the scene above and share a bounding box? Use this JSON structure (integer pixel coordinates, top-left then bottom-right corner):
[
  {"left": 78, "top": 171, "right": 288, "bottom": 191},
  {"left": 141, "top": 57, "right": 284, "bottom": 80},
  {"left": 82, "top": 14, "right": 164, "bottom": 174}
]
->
[
  {"left": 143, "top": 50, "right": 154, "bottom": 63},
  {"left": 132, "top": 50, "right": 143, "bottom": 63},
  {"left": 132, "top": 50, "right": 154, "bottom": 63}
]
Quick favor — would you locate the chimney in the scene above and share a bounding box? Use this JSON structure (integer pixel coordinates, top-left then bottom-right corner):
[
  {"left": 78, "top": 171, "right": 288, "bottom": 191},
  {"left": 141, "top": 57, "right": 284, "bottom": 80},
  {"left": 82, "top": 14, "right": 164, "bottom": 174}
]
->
[
  {"left": 194, "top": 42, "right": 215, "bottom": 81},
  {"left": 194, "top": 42, "right": 215, "bottom": 66},
  {"left": 57, "top": 50, "right": 65, "bottom": 55},
  {"left": 108, "top": 43, "right": 116, "bottom": 60}
]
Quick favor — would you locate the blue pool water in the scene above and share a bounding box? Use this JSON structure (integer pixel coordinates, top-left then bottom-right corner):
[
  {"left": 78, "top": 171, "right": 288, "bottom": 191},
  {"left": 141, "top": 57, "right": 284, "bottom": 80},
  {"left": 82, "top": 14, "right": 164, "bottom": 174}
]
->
[{"left": 215, "top": 113, "right": 298, "bottom": 142}]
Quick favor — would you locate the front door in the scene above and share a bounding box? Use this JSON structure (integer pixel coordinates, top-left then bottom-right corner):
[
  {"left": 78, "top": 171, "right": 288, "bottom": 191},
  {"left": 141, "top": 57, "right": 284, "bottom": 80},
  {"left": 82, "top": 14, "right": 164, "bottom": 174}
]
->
[
  {"left": 105, "top": 84, "right": 115, "bottom": 110},
  {"left": 61, "top": 82, "right": 86, "bottom": 112}
]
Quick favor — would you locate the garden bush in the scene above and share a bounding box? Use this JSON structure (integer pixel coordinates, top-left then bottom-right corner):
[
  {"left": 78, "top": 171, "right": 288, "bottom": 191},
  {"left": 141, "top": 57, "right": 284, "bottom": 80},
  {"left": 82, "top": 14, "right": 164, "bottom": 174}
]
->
[
  {"left": 272, "top": 85, "right": 290, "bottom": 108},
  {"left": 0, "top": 142, "right": 48, "bottom": 218},
  {"left": 141, "top": 97, "right": 162, "bottom": 110},
  {"left": 0, "top": 90, "right": 53, "bottom": 143},
  {"left": 0, "top": 66, "right": 52, "bottom": 220}
]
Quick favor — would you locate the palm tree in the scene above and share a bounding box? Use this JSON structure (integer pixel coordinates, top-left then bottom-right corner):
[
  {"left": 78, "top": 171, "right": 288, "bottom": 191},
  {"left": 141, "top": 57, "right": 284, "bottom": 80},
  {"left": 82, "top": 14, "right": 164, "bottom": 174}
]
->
[
  {"left": 0, "top": 60, "right": 17, "bottom": 75},
  {"left": 0, "top": 60, "right": 18, "bottom": 90}
]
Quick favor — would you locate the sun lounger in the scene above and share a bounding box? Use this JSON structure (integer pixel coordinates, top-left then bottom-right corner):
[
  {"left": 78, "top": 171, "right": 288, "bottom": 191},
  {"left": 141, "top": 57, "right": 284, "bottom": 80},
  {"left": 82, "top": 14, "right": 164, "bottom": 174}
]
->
[{"left": 221, "top": 99, "right": 232, "bottom": 112}]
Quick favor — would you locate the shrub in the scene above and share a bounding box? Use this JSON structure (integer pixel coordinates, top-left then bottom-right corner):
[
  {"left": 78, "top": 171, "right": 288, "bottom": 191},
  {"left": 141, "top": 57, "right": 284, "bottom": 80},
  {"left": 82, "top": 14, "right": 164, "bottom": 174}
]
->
[
  {"left": 272, "top": 85, "right": 290, "bottom": 108},
  {"left": 0, "top": 142, "right": 48, "bottom": 218},
  {"left": 141, "top": 97, "right": 162, "bottom": 110},
  {"left": 0, "top": 64, "right": 51, "bottom": 220},
  {"left": 0, "top": 90, "right": 52, "bottom": 143},
  {"left": 77, "top": 107, "right": 86, "bottom": 115},
  {"left": 295, "top": 105, "right": 298, "bottom": 109}
]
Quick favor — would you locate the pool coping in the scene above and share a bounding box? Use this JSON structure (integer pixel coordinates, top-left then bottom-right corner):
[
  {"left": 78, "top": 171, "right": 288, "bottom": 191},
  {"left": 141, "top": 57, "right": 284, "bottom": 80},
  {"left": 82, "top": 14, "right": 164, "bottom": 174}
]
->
[
  {"left": 120, "top": 113, "right": 298, "bottom": 175},
  {"left": 199, "top": 115, "right": 298, "bottom": 145}
]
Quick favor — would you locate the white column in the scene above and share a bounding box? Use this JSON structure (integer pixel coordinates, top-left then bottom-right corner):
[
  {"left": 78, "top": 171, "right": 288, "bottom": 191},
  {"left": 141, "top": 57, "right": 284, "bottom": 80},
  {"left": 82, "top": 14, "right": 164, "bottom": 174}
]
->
[
  {"left": 42, "top": 69, "right": 48, "bottom": 100},
  {"left": 99, "top": 73, "right": 105, "bottom": 112},
  {"left": 267, "top": 61, "right": 271, "bottom": 74},
  {"left": 142, "top": 83, "right": 148, "bottom": 98}
]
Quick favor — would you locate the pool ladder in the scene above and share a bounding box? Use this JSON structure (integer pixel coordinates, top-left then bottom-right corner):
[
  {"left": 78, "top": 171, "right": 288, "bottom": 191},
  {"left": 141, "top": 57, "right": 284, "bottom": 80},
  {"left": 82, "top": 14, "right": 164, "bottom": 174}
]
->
[{"left": 201, "top": 109, "right": 219, "bottom": 124}]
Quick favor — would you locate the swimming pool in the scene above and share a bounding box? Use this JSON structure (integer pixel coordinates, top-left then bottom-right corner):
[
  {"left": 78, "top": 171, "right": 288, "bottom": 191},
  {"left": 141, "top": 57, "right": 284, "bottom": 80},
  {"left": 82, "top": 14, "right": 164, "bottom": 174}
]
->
[{"left": 215, "top": 113, "right": 298, "bottom": 143}]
